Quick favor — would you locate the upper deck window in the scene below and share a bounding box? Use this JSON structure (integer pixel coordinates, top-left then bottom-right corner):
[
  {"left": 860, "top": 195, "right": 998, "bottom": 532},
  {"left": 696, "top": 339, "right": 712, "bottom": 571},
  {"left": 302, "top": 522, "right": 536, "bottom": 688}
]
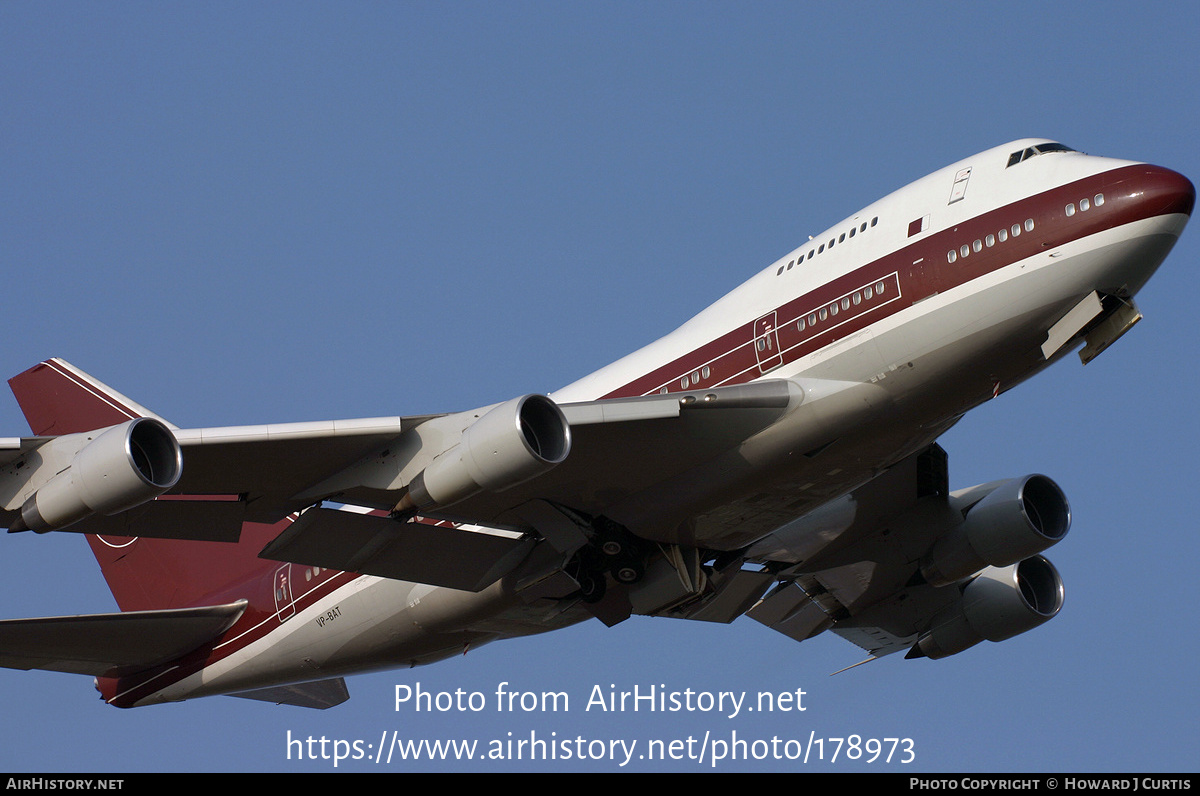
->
[{"left": 1006, "top": 142, "right": 1076, "bottom": 168}]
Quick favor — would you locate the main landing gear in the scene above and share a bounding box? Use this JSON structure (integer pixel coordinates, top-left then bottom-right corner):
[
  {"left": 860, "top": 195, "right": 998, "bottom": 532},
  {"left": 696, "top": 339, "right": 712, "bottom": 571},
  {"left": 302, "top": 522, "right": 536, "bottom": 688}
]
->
[{"left": 569, "top": 517, "right": 647, "bottom": 603}]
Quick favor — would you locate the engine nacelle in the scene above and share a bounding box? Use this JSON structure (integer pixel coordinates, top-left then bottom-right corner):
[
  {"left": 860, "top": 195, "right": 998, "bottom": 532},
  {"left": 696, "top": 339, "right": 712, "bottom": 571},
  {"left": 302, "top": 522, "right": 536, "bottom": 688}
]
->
[
  {"left": 16, "top": 418, "right": 183, "bottom": 533},
  {"left": 913, "top": 555, "right": 1065, "bottom": 659},
  {"left": 921, "top": 475, "right": 1070, "bottom": 587},
  {"left": 400, "top": 394, "right": 570, "bottom": 512}
]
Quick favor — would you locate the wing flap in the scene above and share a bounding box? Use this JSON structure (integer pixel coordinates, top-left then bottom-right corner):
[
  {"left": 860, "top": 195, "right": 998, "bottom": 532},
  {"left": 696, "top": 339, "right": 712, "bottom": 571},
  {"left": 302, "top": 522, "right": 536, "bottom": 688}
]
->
[
  {"left": 0, "top": 600, "right": 246, "bottom": 676},
  {"left": 259, "top": 507, "right": 534, "bottom": 591},
  {"left": 63, "top": 496, "right": 246, "bottom": 542},
  {"left": 832, "top": 625, "right": 918, "bottom": 659},
  {"left": 746, "top": 582, "right": 834, "bottom": 643}
]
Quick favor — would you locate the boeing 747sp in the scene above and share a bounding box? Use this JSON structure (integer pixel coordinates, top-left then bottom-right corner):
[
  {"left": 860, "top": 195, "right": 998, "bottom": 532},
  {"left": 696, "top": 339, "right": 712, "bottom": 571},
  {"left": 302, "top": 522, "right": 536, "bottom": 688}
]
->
[{"left": 0, "top": 139, "right": 1191, "bottom": 708}]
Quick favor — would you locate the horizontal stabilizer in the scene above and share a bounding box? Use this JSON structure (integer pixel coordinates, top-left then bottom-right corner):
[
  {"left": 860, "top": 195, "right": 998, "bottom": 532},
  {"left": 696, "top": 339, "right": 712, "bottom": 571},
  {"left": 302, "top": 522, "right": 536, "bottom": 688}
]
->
[
  {"left": 0, "top": 600, "right": 246, "bottom": 677},
  {"left": 229, "top": 678, "right": 350, "bottom": 709},
  {"left": 260, "top": 507, "right": 534, "bottom": 591}
]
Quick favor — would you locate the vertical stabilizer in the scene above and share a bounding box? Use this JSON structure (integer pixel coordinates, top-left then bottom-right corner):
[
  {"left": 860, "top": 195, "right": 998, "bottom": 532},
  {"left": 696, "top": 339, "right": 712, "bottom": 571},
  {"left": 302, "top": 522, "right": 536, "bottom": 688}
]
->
[{"left": 9, "top": 358, "right": 174, "bottom": 436}]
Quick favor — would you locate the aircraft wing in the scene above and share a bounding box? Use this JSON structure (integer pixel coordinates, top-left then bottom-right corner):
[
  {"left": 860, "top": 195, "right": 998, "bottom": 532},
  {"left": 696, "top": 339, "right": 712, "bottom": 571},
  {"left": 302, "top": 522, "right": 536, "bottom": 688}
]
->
[
  {"left": 91, "top": 380, "right": 807, "bottom": 592},
  {"left": 4, "top": 359, "right": 811, "bottom": 539},
  {"left": 168, "top": 379, "right": 803, "bottom": 526}
]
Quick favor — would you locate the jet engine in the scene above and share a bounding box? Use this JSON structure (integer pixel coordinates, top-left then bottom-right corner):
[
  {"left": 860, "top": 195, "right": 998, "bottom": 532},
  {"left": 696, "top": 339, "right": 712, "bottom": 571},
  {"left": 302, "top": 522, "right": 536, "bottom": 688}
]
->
[
  {"left": 12, "top": 417, "right": 183, "bottom": 533},
  {"left": 395, "top": 394, "right": 570, "bottom": 513},
  {"left": 911, "top": 555, "right": 1065, "bottom": 659},
  {"left": 921, "top": 475, "right": 1070, "bottom": 587}
]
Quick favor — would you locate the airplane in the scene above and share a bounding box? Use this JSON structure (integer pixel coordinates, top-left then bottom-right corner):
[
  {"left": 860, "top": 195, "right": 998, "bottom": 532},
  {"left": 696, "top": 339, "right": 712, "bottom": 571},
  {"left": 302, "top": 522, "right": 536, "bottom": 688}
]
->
[{"left": 0, "top": 139, "right": 1191, "bottom": 709}]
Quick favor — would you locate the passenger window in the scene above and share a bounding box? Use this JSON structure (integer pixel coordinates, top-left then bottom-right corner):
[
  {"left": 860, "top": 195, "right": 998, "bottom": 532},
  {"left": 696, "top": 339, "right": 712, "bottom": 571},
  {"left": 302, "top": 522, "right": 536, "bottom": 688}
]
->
[
  {"left": 1025, "top": 218, "right": 1035, "bottom": 231},
  {"left": 1065, "top": 203, "right": 1075, "bottom": 217},
  {"left": 1080, "top": 198, "right": 1090, "bottom": 211}
]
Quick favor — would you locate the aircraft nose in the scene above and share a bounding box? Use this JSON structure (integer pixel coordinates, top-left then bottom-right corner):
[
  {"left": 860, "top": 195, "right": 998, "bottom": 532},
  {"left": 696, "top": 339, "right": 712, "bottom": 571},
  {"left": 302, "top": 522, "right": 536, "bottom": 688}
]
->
[{"left": 1139, "top": 165, "right": 1195, "bottom": 218}]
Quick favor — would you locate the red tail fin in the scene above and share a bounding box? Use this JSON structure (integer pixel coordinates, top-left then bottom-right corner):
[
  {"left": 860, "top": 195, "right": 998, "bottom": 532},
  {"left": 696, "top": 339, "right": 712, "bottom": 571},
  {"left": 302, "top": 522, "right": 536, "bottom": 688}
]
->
[
  {"left": 9, "top": 359, "right": 279, "bottom": 612},
  {"left": 9, "top": 358, "right": 171, "bottom": 436}
]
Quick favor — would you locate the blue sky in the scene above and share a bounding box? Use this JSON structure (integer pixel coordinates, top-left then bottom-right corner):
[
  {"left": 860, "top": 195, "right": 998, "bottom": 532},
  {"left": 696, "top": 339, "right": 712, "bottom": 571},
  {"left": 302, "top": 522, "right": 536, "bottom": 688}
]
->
[{"left": 1, "top": 2, "right": 1197, "bottom": 772}]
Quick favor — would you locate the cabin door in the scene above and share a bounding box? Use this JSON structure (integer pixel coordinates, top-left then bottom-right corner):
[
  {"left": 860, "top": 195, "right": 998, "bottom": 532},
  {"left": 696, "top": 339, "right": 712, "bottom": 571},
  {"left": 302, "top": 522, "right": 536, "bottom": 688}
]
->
[{"left": 753, "top": 312, "right": 783, "bottom": 373}]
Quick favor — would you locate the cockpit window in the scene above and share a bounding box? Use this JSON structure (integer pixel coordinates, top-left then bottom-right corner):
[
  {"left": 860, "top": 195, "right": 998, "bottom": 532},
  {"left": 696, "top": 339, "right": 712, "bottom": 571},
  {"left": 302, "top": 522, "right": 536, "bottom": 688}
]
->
[{"left": 1006, "top": 142, "right": 1076, "bottom": 168}]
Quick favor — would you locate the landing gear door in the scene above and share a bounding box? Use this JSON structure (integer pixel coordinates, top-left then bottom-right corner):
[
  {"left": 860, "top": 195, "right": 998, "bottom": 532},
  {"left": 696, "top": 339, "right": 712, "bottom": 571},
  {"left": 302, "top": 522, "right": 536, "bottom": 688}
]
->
[{"left": 754, "top": 312, "right": 783, "bottom": 373}]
